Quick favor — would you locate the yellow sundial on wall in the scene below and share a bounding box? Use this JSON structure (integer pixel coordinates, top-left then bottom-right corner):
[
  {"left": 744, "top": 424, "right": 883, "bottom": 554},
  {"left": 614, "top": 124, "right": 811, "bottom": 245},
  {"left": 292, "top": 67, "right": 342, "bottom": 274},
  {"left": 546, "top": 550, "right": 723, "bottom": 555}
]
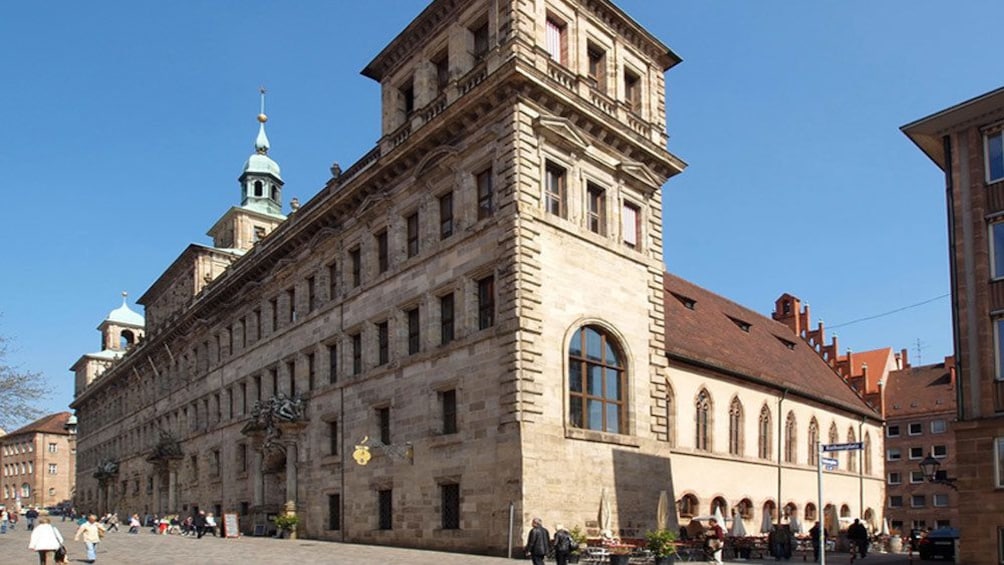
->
[{"left": 353, "top": 436, "right": 372, "bottom": 465}]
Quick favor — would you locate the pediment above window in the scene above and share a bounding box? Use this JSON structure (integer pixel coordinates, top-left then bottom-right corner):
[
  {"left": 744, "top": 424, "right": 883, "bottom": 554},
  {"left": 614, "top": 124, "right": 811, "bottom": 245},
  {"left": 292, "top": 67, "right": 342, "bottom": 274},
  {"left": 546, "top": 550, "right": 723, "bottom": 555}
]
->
[
  {"left": 533, "top": 116, "right": 589, "bottom": 154},
  {"left": 617, "top": 161, "right": 664, "bottom": 191}
]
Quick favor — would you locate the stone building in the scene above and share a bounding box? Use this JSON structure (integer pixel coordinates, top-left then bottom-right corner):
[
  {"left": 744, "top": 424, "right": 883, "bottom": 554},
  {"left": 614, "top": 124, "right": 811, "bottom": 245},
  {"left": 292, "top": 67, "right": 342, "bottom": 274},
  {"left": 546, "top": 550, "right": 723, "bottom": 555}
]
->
[
  {"left": 69, "top": 0, "right": 884, "bottom": 554},
  {"left": 903, "top": 86, "right": 1004, "bottom": 562},
  {"left": 0, "top": 412, "right": 77, "bottom": 511}
]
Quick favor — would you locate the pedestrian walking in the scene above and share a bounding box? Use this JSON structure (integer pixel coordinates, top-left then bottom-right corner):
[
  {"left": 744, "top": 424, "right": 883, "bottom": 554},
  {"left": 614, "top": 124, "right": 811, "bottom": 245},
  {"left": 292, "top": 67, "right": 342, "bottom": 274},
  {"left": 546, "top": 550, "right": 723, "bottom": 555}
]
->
[
  {"left": 74, "top": 514, "right": 106, "bottom": 563},
  {"left": 524, "top": 517, "right": 550, "bottom": 565},
  {"left": 552, "top": 524, "right": 576, "bottom": 565},
  {"left": 28, "top": 517, "right": 64, "bottom": 565},
  {"left": 128, "top": 514, "right": 140, "bottom": 534},
  {"left": 26, "top": 506, "right": 39, "bottom": 530}
]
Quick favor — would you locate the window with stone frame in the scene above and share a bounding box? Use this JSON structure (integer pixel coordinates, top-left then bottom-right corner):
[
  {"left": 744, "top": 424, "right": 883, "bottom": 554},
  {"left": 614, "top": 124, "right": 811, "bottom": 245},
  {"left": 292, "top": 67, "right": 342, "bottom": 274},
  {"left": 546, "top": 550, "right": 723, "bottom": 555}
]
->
[
  {"left": 624, "top": 67, "right": 642, "bottom": 112},
  {"left": 407, "top": 307, "right": 421, "bottom": 355},
  {"left": 328, "top": 493, "right": 341, "bottom": 531},
  {"left": 441, "top": 482, "right": 460, "bottom": 530},
  {"left": 568, "top": 325, "right": 626, "bottom": 434},
  {"left": 350, "top": 247, "right": 362, "bottom": 288},
  {"left": 728, "top": 397, "right": 743, "bottom": 456},
  {"left": 378, "top": 489, "right": 393, "bottom": 530},
  {"left": 471, "top": 18, "right": 489, "bottom": 62},
  {"left": 439, "top": 192, "right": 454, "bottom": 240},
  {"left": 807, "top": 419, "right": 819, "bottom": 467},
  {"left": 351, "top": 332, "right": 363, "bottom": 376},
  {"left": 433, "top": 48, "right": 449, "bottom": 95},
  {"left": 477, "top": 275, "right": 495, "bottom": 330},
  {"left": 441, "top": 389, "right": 458, "bottom": 435},
  {"left": 864, "top": 432, "right": 873, "bottom": 474},
  {"left": 327, "top": 344, "right": 338, "bottom": 384},
  {"left": 377, "top": 321, "right": 389, "bottom": 366},
  {"left": 622, "top": 201, "right": 640, "bottom": 249},
  {"left": 587, "top": 183, "right": 606, "bottom": 235},
  {"left": 307, "top": 276, "right": 317, "bottom": 312},
  {"left": 545, "top": 15, "right": 567, "bottom": 65},
  {"left": 328, "top": 420, "right": 338, "bottom": 456},
  {"left": 758, "top": 405, "right": 772, "bottom": 460},
  {"left": 587, "top": 42, "right": 607, "bottom": 92},
  {"left": 378, "top": 407, "right": 391, "bottom": 445},
  {"left": 545, "top": 161, "right": 566, "bottom": 218},
  {"left": 476, "top": 168, "right": 493, "bottom": 220},
  {"left": 695, "top": 389, "right": 711, "bottom": 451},
  {"left": 307, "top": 352, "right": 316, "bottom": 391},
  {"left": 440, "top": 293, "right": 455, "bottom": 345},
  {"left": 376, "top": 230, "right": 389, "bottom": 274},
  {"left": 406, "top": 213, "right": 420, "bottom": 258},
  {"left": 784, "top": 411, "right": 797, "bottom": 464}
]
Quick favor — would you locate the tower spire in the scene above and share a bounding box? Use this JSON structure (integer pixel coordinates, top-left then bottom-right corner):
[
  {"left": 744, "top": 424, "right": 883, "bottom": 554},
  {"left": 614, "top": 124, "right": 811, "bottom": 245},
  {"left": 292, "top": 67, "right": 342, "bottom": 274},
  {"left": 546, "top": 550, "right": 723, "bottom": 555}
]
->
[{"left": 256, "top": 85, "right": 270, "bottom": 155}]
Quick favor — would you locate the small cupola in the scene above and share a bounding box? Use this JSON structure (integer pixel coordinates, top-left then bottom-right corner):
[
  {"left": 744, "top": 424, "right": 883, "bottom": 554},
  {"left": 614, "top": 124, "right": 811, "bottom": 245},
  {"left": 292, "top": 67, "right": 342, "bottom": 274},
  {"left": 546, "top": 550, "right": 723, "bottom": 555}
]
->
[{"left": 239, "top": 87, "right": 284, "bottom": 215}]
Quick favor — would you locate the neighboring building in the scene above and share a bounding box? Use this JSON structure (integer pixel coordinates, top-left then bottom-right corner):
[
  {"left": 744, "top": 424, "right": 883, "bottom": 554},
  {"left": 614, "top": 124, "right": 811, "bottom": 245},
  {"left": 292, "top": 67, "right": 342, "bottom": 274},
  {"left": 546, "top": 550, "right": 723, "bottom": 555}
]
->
[
  {"left": 0, "top": 412, "right": 77, "bottom": 510},
  {"left": 69, "top": 0, "right": 884, "bottom": 554},
  {"left": 903, "top": 86, "right": 1004, "bottom": 563},
  {"left": 882, "top": 357, "right": 958, "bottom": 534},
  {"left": 665, "top": 278, "right": 885, "bottom": 536}
]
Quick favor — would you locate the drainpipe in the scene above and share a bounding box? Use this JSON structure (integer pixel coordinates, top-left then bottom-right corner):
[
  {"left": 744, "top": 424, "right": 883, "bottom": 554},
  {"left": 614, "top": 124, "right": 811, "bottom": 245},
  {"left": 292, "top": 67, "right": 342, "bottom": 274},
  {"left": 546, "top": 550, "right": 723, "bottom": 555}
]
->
[
  {"left": 858, "top": 416, "right": 865, "bottom": 519},
  {"left": 777, "top": 389, "right": 788, "bottom": 527}
]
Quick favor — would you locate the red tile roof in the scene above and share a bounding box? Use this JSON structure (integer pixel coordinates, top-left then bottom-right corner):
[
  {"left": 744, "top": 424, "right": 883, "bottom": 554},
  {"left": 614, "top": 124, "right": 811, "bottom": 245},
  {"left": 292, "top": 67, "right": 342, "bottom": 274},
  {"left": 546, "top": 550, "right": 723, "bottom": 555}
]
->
[
  {"left": 884, "top": 359, "right": 956, "bottom": 416},
  {"left": 663, "top": 273, "right": 878, "bottom": 419},
  {"left": 3, "top": 412, "right": 73, "bottom": 439},
  {"left": 839, "top": 348, "right": 897, "bottom": 394}
]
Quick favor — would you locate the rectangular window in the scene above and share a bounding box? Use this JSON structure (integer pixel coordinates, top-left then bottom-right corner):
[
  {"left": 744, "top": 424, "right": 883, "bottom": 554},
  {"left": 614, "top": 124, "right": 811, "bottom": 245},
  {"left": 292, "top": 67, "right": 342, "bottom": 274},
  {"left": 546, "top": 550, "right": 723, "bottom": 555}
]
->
[
  {"left": 911, "top": 495, "right": 925, "bottom": 508},
  {"left": 238, "top": 444, "right": 247, "bottom": 473},
  {"left": 441, "top": 483, "right": 460, "bottom": 530},
  {"left": 986, "top": 130, "right": 1004, "bottom": 183},
  {"left": 477, "top": 275, "right": 495, "bottom": 330},
  {"left": 433, "top": 49, "right": 449, "bottom": 94},
  {"left": 910, "top": 470, "right": 925, "bottom": 484},
  {"left": 476, "top": 168, "right": 493, "bottom": 220},
  {"left": 329, "top": 420, "right": 338, "bottom": 455},
  {"left": 888, "top": 472, "right": 902, "bottom": 485},
  {"left": 439, "top": 192, "right": 453, "bottom": 240},
  {"left": 328, "top": 494, "right": 341, "bottom": 531},
  {"left": 622, "top": 202, "right": 640, "bottom": 248},
  {"left": 378, "top": 489, "right": 393, "bottom": 530},
  {"left": 378, "top": 407, "right": 391, "bottom": 445},
  {"left": 240, "top": 382, "right": 247, "bottom": 414},
  {"left": 887, "top": 448, "right": 901, "bottom": 461},
  {"left": 271, "top": 367, "right": 279, "bottom": 396},
  {"left": 933, "top": 494, "right": 949, "bottom": 507},
  {"left": 887, "top": 425, "right": 900, "bottom": 437},
  {"left": 48, "top": 463, "right": 57, "bottom": 474},
  {"left": 909, "top": 447, "right": 924, "bottom": 460},
  {"left": 350, "top": 247, "right": 362, "bottom": 288},
  {"left": 888, "top": 496, "right": 903, "bottom": 508},
  {"left": 908, "top": 422, "right": 923, "bottom": 435},
  {"left": 351, "top": 333, "right": 363, "bottom": 375},
  {"left": 212, "top": 449, "right": 221, "bottom": 477},
  {"left": 931, "top": 419, "right": 947, "bottom": 434},
  {"left": 307, "top": 276, "right": 316, "bottom": 312},
  {"left": 933, "top": 444, "right": 947, "bottom": 458},
  {"left": 624, "top": 68, "right": 641, "bottom": 112},
  {"left": 472, "top": 20, "right": 489, "bottom": 61},
  {"left": 587, "top": 183, "right": 606, "bottom": 235},
  {"left": 406, "top": 213, "right": 420, "bottom": 258},
  {"left": 401, "top": 79, "right": 415, "bottom": 116},
  {"left": 327, "top": 262, "right": 338, "bottom": 299},
  {"left": 996, "top": 223, "right": 1004, "bottom": 279},
  {"left": 376, "top": 230, "right": 389, "bottom": 274},
  {"left": 328, "top": 344, "right": 338, "bottom": 384},
  {"left": 587, "top": 43, "right": 606, "bottom": 91},
  {"left": 545, "top": 17, "right": 566, "bottom": 65},
  {"left": 287, "top": 287, "right": 297, "bottom": 323},
  {"left": 270, "top": 298, "right": 279, "bottom": 332},
  {"left": 545, "top": 162, "right": 566, "bottom": 218},
  {"left": 377, "top": 321, "right": 389, "bottom": 366},
  {"left": 253, "top": 309, "right": 261, "bottom": 342},
  {"left": 48, "top": 443, "right": 57, "bottom": 453},
  {"left": 441, "top": 389, "right": 458, "bottom": 435},
  {"left": 997, "top": 318, "right": 1004, "bottom": 381},
  {"left": 440, "top": 293, "right": 455, "bottom": 344},
  {"left": 307, "top": 353, "right": 316, "bottom": 391},
  {"left": 407, "top": 308, "right": 421, "bottom": 355},
  {"left": 286, "top": 360, "right": 296, "bottom": 396},
  {"left": 253, "top": 375, "right": 261, "bottom": 402}
]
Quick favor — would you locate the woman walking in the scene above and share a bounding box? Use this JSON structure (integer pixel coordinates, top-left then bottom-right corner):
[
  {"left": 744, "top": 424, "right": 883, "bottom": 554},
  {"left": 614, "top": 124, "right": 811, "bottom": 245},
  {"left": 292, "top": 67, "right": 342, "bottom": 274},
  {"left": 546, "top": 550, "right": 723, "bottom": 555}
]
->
[
  {"left": 74, "top": 514, "right": 106, "bottom": 563},
  {"left": 28, "top": 517, "right": 64, "bottom": 565}
]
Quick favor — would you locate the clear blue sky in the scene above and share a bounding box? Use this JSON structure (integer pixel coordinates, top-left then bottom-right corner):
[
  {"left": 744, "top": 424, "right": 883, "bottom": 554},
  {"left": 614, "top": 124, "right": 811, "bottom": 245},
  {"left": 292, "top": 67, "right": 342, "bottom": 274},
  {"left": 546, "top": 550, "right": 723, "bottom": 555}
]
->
[{"left": 2, "top": 1, "right": 998, "bottom": 425}]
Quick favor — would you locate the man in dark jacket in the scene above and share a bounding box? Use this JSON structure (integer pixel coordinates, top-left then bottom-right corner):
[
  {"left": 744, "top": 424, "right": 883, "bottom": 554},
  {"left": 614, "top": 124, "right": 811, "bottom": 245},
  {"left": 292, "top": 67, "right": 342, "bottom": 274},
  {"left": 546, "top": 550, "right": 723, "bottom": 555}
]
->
[
  {"left": 847, "top": 518, "right": 869, "bottom": 558},
  {"left": 525, "top": 517, "right": 550, "bottom": 565},
  {"left": 193, "top": 510, "right": 208, "bottom": 539}
]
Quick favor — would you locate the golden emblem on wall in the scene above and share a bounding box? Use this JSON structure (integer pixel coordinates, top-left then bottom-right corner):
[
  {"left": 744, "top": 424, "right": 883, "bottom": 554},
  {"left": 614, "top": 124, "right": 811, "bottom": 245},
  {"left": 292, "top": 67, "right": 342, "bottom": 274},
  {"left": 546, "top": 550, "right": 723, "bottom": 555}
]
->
[{"left": 353, "top": 436, "right": 372, "bottom": 466}]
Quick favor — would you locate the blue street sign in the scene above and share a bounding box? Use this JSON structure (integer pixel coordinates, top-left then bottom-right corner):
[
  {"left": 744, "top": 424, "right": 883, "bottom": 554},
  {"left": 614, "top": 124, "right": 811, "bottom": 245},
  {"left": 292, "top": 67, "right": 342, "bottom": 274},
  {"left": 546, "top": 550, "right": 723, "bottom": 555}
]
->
[{"left": 822, "top": 442, "right": 863, "bottom": 452}]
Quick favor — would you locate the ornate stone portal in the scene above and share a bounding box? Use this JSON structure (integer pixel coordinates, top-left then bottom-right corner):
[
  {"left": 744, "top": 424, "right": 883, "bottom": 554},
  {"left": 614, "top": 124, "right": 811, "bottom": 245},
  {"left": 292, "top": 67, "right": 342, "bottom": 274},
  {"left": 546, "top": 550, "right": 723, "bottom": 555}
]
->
[
  {"left": 92, "top": 458, "right": 120, "bottom": 515},
  {"left": 241, "top": 394, "right": 306, "bottom": 533},
  {"left": 146, "top": 430, "right": 184, "bottom": 514}
]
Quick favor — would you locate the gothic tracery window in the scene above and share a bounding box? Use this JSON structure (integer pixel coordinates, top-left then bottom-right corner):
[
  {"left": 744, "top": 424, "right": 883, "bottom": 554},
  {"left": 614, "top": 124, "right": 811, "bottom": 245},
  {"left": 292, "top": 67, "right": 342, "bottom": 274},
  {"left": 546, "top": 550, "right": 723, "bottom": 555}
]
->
[
  {"left": 695, "top": 389, "right": 712, "bottom": 451},
  {"left": 807, "top": 418, "right": 819, "bottom": 466},
  {"left": 758, "top": 405, "right": 772, "bottom": 460},
  {"left": 729, "top": 397, "right": 743, "bottom": 456},
  {"left": 784, "top": 411, "right": 797, "bottom": 464}
]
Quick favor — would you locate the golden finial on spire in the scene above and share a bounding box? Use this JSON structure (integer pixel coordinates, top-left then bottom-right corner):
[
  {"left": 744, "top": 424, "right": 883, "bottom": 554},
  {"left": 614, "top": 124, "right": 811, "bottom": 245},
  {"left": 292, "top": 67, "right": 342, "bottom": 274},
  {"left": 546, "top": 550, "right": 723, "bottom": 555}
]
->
[{"left": 258, "top": 86, "right": 268, "bottom": 123}]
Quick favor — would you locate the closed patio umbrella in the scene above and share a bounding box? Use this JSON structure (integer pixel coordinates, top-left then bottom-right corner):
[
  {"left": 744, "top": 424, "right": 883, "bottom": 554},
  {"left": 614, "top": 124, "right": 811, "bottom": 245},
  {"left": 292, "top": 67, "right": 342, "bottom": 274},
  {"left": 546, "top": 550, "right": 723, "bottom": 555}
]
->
[
  {"left": 599, "top": 487, "right": 612, "bottom": 535},
  {"left": 730, "top": 512, "right": 748, "bottom": 537},
  {"left": 760, "top": 510, "right": 774, "bottom": 534},
  {"left": 714, "top": 505, "right": 726, "bottom": 528},
  {"left": 657, "top": 490, "right": 669, "bottom": 531},
  {"left": 880, "top": 518, "right": 889, "bottom": 536}
]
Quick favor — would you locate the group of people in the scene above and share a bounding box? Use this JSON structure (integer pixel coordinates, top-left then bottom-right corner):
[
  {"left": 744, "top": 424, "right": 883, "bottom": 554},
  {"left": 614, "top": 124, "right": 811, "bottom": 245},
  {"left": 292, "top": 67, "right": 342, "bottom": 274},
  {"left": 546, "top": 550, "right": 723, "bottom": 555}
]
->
[
  {"left": 26, "top": 513, "right": 106, "bottom": 565},
  {"left": 150, "top": 510, "right": 219, "bottom": 537}
]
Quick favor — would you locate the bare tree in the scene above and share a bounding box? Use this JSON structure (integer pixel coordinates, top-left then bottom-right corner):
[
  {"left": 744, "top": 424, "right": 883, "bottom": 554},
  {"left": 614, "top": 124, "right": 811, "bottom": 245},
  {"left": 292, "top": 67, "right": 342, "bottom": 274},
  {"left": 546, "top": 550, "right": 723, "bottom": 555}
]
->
[{"left": 0, "top": 333, "right": 47, "bottom": 431}]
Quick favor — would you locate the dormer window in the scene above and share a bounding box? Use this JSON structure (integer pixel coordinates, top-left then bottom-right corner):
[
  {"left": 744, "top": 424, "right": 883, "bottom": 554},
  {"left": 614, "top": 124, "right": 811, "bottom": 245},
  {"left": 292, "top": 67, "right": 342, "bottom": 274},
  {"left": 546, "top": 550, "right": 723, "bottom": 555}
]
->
[
  {"left": 728, "top": 316, "right": 751, "bottom": 332},
  {"left": 670, "top": 292, "right": 695, "bottom": 310}
]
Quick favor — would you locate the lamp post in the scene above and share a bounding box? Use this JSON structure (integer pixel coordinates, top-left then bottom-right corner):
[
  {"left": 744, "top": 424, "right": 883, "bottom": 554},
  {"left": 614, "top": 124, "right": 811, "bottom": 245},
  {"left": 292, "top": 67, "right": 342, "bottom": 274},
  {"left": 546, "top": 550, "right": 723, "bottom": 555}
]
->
[{"left": 918, "top": 453, "right": 958, "bottom": 491}]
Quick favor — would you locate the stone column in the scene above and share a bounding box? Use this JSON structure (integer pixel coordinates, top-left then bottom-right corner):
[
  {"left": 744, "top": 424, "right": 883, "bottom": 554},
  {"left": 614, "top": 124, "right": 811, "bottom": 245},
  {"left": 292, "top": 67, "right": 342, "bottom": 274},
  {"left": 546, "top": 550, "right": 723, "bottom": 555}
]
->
[
  {"left": 253, "top": 449, "right": 264, "bottom": 507},
  {"left": 284, "top": 442, "right": 297, "bottom": 509},
  {"left": 168, "top": 467, "right": 178, "bottom": 513}
]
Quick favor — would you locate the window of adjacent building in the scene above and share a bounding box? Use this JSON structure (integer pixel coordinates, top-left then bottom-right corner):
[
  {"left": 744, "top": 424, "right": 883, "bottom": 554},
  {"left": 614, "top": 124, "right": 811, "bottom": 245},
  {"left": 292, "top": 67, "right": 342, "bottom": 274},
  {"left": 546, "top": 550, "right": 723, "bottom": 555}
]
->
[
  {"left": 440, "top": 293, "right": 455, "bottom": 345},
  {"left": 439, "top": 193, "right": 453, "bottom": 240},
  {"left": 376, "top": 230, "right": 389, "bottom": 274},
  {"left": 887, "top": 448, "right": 901, "bottom": 461},
  {"left": 378, "top": 407, "right": 391, "bottom": 445},
  {"left": 991, "top": 222, "right": 1004, "bottom": 280},
  {"left": 441, "top": 389, "right": 458, "bottom": 435},
  {"left": 433, "top": 49, "right": 449, "bottom": 94},
  {"left": 329, "top": 420, "right": 338, "bottom": 455},
  {"left": 933, "top": 444, "right": 947, "bottom": 458},
  {"left": 586, "top": 183, "right": 606, "bottom": 235},
  {"left": 931, "top": 419, "right": 947, "bottom": 434},
  {"left": 545, "top": 162, "right": 566, "bottom": 218},
  {"left": 545, "top": 16, "right": 566, "bottom": 65},
  {"left": 910, "top": 470, "right": 925, "bottom": 484},
  {"left": 328, "top": 344, "right": 338, "bottom": 384},
  {"left": 48, "top": 443, "right": 56, "bottom": 453},
  {"left": 350, "top": 247, "right": 362, "bottom": 288},
  {"left": 887, "top": 424, "right": 900, "bottom": 437},
  {"left": 932, "top": 493, "right": 949, "bottom": 508},
  {"left": 568, "top": 325, "right": 626, "bottom": 434},
  {"left": 378, "top": 489, "right": 393, "bottom": 530},
  {"left": 622, "top": 202, "right": 640, "bottom": 249},
  {"left": 784, "top": 412, "right": 797, "bottom": 464},
  {"left": 333, "top": 493, "right": 345, "bottom": 533},
  {"left": 406, "top": 213, "right": 420, "bottom": 258},
  {"left": 986, "top": 130, "right": 1004, "bottom": 183},
  {"left": 327, "top": 262, "right": 338, "bottom": 299},
  {"left": 407, "top": 307, "right": 421, "bottom": 355},
  {"left": 377, "top": 321, "right": 389, "bottom": 366},
  {"left": 911, "top": 495, "right": 925, "bottom": 508},
  {"left": 476, "top": 168, "right": 493, "bottom": 220},
  {"left": 908, "top": 422, "right": 923, "bottom": 435},
  {"left": 624, "top": 68, "right": 641, "bottom": 112},
  {"left": 441, "top": 483, "right": 460, "bottom": 530},
  {"left": 758, "top": 405, "right": 772, "bottom": 460},
  {"left": 888, "top": 472, "right": 902, "bottom": 485},
  {"left": 587, "top": 42, "right": 606, "bottom": 91},
  {"left": 909, "top": 446, "right": 924, "bottom": 460},
  {"left": 48, "top": 463, "right": 57, "bottom": 475},
  {"left": 351, "top": 333, "right": 363, "bottom": 376},
  {"left": 728, "top": 397, "right": 743, "bottom": 456},
  {"left": 477, "top": 275, "right": 495, "bottom": 330},
  {"left": 888, "top": 496, "right": 903, "bottom": 508},
  {"left": 471, "top": 19, "right": 489, "bottom": 62}
]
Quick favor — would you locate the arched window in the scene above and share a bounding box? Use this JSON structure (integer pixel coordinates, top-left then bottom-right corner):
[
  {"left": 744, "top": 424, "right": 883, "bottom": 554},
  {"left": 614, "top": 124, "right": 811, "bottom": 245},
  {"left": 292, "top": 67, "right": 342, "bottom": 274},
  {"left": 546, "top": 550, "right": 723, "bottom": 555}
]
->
[
  {"left": 784, "top": 411, "right": 797, "bottom": 463},
  {"left": 254, "top": 180, "right": 264, "bottom": 197},
  {"left": 729, "top": 397, "right": 743, "bottom": 456},
  {"left": 758, "top": 405, "right": 772, "bottom": 460},
  {"left": 270, "top": 185, "right": 279, "bottom": 201},
  {"left": 805, "top": 502, "right": 817, "bottom": 521},
  {"left": 695, "top": 389, "right": 712, "bottom": 451},
  {"left": 665, "top": 381, "right": 677, "bottom": 448},
  {"left": 21, "top": 483, "right": 30, "bottom": 498},
  {"left": 737, "top": 498, "right": 754, "bottom": 520},
  {"left": 840, "top": 504, "right": 851, "bottom": 518},
  {"left": 711, "top": 496, "right": 728, "bottom": 517},
  {"left": 828, "top": 423, "right": 839, "bottom": 447},
  {"left": 807, "top": 418, "right": 819, "bottom": 466},
  {"left": 864, "top": 432, "right": 872, "bottom": 475},
  {"left": 763, "top": 500, "right": 776, "bottom": 525},
  {"left": 120, "top": 329, "right": 135, "bottom": 349},
  {"left": 568, "top": 325, "right": 626, "bottom": 433},
  {"left": 678, "top": 493, "right": 699, "bottom": 518},
  {"left": 784, "top": 502, "right": 798, "bottom": 522},
  {"left": 847, "top": 427, "right": 858, "bottom": 472}
]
